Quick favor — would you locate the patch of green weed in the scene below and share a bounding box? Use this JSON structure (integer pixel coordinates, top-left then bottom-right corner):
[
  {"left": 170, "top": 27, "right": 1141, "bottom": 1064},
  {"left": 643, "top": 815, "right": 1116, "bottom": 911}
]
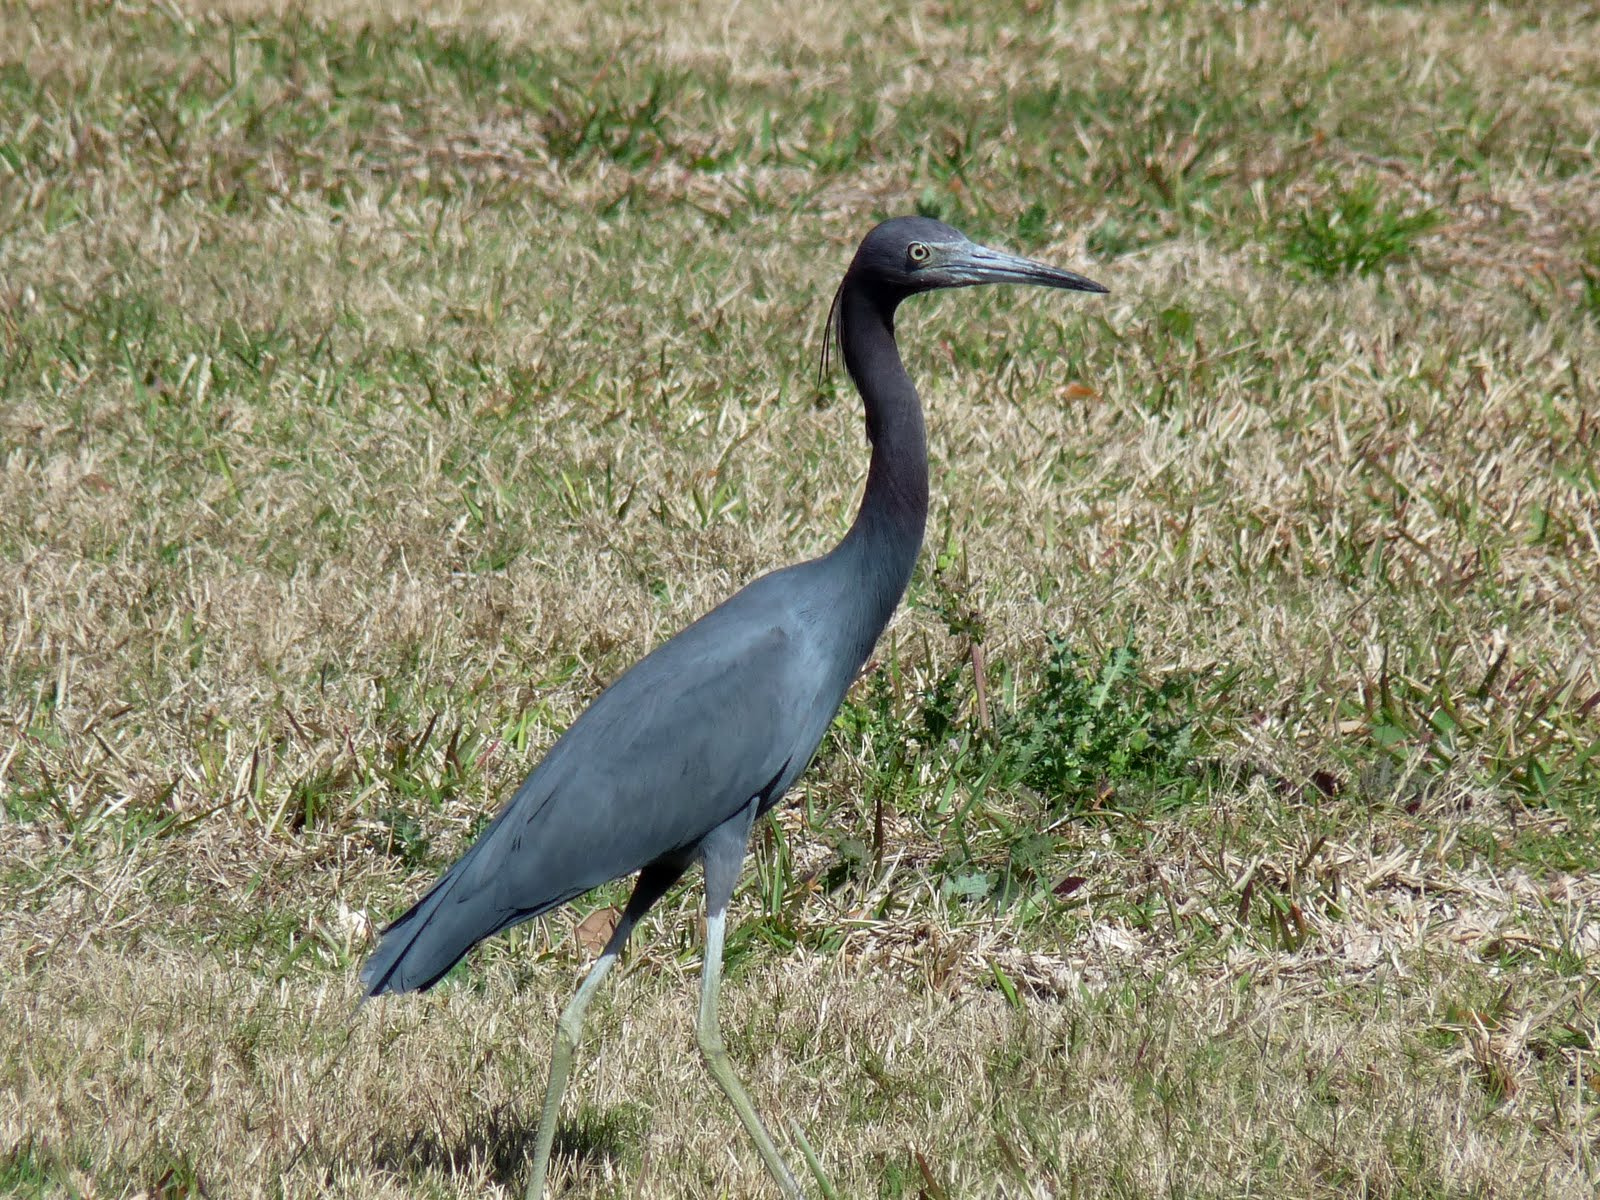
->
[{"left": 1283, "top": 176, "right": 1441, "bottom": 278}]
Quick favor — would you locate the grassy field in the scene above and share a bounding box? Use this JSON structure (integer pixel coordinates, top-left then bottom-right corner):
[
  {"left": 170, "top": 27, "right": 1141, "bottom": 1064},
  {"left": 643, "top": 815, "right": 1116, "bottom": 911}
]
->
[{"left": 3, "top": 0, "right": 1599, "bottom": 1196}]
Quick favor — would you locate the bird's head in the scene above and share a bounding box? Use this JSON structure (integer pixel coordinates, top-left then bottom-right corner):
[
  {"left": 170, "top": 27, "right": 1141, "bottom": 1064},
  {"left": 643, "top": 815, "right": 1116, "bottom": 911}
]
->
[
  {"left": 847, "top": 215, "right": 1107, "bottom": 298},
  {"left": 819, "top": 215, "right": 1106, "bottom": 384}
]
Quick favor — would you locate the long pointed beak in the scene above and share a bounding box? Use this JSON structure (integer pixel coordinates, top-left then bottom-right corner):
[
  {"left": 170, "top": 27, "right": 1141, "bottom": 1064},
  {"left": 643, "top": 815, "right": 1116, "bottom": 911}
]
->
[{"left": 948, "top": 242, "right": 1108, "bottom": 293}]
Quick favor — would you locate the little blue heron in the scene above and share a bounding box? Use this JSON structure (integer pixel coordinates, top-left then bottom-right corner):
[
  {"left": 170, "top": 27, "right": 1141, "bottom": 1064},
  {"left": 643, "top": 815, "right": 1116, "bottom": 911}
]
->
[{"left": 361, "top": 216, "right": 1106, "bottom": 1198}]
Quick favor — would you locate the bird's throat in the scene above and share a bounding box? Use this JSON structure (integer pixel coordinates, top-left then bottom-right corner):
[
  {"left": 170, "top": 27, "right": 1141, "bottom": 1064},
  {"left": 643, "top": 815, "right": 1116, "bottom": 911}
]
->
[{"left": 833, "top": 280, "right": 930, "bottom": 645}]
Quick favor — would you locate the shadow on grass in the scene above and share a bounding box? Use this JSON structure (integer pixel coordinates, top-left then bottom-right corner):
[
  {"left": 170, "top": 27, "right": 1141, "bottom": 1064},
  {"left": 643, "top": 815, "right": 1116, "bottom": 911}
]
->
[{"left": 370, "top": 1101, "right": 645, "bottom": 1189}]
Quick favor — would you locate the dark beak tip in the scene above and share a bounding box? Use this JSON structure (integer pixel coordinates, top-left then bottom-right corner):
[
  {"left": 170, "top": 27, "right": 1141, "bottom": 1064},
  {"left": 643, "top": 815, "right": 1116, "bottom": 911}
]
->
[{"left": 1057, "top": 275, "right": 1108, "bottom": 296}]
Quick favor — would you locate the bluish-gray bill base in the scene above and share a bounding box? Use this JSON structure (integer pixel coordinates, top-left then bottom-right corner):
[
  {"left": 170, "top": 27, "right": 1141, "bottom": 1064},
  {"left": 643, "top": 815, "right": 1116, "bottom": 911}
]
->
[{"left": 359, "top": 216, "right": 1107, "bottom": 1198}]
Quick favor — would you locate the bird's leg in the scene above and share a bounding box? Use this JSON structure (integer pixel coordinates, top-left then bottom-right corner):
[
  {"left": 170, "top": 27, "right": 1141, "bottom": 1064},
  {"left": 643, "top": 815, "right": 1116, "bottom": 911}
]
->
[
  {"left": 526, "top": 859, "right": 686, "bottom": 1200},
  {"left": 524, "top": 946, "right": 617, "bottom": 1200},
  {"left": 698, "top": 908, "right": 805, "bottom": 1198},
  {"left": 697, "top": 801, "right": 805, "bottom": 1199}
]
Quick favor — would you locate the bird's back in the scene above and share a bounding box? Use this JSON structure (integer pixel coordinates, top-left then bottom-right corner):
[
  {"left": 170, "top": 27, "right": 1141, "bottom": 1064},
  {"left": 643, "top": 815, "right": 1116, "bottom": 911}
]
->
[{"left": 362, "top": 561, "right": 857, "bottom": 994}]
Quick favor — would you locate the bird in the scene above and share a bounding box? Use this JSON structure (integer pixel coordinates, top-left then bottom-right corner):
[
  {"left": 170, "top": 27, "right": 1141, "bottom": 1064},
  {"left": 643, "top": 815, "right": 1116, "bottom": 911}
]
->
[{"left": 361, "top": 215, "right": 1107, "bottom": 1198}]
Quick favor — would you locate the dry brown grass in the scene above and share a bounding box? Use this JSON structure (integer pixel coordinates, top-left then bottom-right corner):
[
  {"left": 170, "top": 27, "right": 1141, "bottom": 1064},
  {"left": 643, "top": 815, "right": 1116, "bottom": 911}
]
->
[{"left": 2, "top": 0, "right": 1598, "bottom": 1196}]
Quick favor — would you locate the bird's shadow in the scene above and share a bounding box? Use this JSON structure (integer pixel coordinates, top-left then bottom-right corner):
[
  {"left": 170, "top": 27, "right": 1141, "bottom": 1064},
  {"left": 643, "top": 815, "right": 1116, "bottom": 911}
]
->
[{"left": 369, "top": 1101, "right": 646, "bottom": 1190}]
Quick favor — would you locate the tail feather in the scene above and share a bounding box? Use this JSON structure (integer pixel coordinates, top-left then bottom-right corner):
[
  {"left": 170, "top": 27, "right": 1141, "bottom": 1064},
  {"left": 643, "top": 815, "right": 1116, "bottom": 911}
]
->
[
  {"left": 361, "top": 843, "right": 566, "bottom": 996},
  {"left": 361, "top": 876, "right": 475, "bottom": 995}
]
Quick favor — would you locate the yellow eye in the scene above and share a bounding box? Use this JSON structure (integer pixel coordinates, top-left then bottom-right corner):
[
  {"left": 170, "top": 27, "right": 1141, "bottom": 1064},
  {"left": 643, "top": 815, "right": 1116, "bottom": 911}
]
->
[{"left": 907, "top": 242, "right": 931, "bottom": 264}]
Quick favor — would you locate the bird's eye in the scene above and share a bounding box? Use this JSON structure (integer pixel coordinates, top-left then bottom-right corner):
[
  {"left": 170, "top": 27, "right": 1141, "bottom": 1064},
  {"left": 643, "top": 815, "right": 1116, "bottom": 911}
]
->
[{"left": 907, "top": 242, "right": 931, "bottom": 265}]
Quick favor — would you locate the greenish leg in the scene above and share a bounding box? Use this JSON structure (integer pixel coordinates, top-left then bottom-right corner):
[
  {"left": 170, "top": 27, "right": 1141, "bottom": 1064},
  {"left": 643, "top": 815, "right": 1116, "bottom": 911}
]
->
[
  {"left": 523, "top": 945, "right": 620, "bottom": 1200},
  {"left": 696, "top": 799, "right": 804, "bottom": 1197},
  {"left": 525, "top": 859, "right": 686, "bottom": 1200},
  {"left": 697, "top": 909, "right": 804, "bottom": 1199}
]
